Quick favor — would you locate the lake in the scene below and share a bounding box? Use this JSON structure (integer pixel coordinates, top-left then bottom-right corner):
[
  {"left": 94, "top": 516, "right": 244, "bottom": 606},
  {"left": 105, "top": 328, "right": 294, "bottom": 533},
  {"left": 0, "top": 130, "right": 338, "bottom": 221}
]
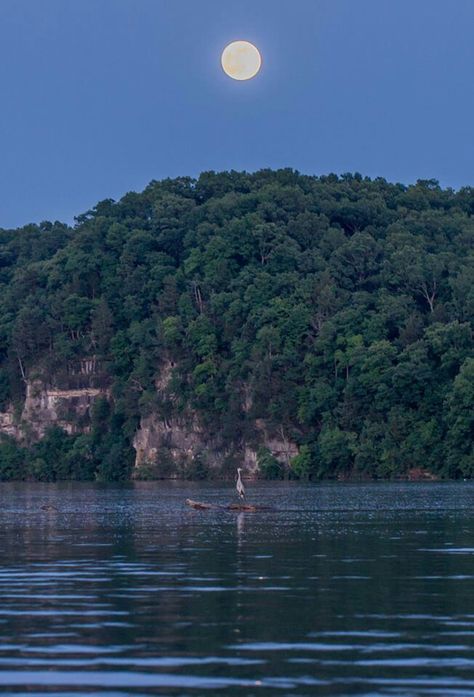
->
[{"left": 0, "top": 481, "right": 473, "bottom": 695}]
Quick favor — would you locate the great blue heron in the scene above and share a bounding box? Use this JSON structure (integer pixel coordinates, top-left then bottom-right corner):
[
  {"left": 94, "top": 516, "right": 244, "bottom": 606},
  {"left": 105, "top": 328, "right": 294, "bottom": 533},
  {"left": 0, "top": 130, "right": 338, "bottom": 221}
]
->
[{"left": 236, "top": 467, "right": 245, "bottom": 499}]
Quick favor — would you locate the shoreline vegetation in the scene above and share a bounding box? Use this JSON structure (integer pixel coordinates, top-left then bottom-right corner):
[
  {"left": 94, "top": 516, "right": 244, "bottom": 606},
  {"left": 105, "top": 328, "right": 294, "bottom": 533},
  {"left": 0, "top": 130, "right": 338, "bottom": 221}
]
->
[
  {"left": 0, "top": 170, "right": 473, "bottom": 482},
  {"left": 0, "top": 442, "right": 443, "bottom": 484}
]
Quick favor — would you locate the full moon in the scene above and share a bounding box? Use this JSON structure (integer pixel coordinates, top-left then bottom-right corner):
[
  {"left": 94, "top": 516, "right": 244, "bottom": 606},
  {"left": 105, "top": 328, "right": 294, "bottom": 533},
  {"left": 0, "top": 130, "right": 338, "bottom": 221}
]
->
[{"left": 221, "top": 41, "right": 262, "bottom": 81}]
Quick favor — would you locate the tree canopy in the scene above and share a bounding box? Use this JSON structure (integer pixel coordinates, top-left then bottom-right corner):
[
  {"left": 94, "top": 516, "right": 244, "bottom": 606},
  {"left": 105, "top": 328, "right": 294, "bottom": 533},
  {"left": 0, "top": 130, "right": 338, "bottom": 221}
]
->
[{"left": 0, "top": 170, "right": 473, "bottom": 480}]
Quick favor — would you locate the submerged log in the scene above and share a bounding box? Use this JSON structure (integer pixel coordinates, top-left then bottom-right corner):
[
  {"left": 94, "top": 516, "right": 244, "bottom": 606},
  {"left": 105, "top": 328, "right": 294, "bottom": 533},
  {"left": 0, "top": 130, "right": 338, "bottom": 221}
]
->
[
  {"left": 185, "top": 499, "right": 220, "bottom": 510},
  {"left": 185, "top": 498, "right": 271, "bottom": 513}
]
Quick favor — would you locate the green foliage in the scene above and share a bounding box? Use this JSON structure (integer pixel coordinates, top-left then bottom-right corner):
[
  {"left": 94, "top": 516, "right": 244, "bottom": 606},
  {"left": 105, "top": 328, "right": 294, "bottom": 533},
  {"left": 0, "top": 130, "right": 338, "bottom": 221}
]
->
[
  {"left": 0, "top": 369, "right": 10, "bottom": 410},
  {"left": 30, "top": 427, "right": 77, "bottom": 481},
  {"left": 0, "top": 404, "right": 134, "bottom": 482},
  {"left": 257, "top": 447, "right": 283, "bottom": 480},
  {"left": 178, "top": 454, "right": 210, "bottom": 481},
  {"left": 444, "top": 358, "right": 474, "bottom": 478},
  {"left": 133, "top": 451, "right": 210, "bottom": 480},
  {"left": 0, "top": 171, "right": 473, "bottom": 479},
  {"left": 0, "top": 436, "right": 26, "bottom": 480},
  {"left": 90, "top": 400, "right": 135, "bottom": 481},
  {"left": 290, "top": 444, "right": 314, "bottom": 479},
  {"left": 318, "top": 424, "right": 357, "bottom": 478}
]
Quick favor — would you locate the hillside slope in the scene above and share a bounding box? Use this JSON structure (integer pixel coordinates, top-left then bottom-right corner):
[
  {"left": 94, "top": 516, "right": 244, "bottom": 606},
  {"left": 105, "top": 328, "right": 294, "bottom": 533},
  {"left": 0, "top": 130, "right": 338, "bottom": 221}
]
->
[{"left": 0, "top": 170, "right": 473, "bottom": 480}]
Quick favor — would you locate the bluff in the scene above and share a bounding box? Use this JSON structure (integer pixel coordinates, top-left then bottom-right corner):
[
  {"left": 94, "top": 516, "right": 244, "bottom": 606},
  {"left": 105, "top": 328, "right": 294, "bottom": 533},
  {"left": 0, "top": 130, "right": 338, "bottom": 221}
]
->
[{"left": 0, "top": 170, "right": 473, "bottom": 480}]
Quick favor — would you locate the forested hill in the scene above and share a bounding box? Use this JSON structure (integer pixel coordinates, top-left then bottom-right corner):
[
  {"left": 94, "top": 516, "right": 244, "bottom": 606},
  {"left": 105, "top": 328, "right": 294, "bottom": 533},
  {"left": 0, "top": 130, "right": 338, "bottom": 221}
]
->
[{"left": 1, "top": 170, "right": 473, "bottom": 481}]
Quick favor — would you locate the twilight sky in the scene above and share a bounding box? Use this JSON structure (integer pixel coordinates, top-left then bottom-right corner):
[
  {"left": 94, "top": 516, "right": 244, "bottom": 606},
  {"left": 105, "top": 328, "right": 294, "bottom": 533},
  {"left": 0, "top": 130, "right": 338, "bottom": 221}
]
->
[{"left": 0, "top": 0, "right": 473, "bottom": 229}]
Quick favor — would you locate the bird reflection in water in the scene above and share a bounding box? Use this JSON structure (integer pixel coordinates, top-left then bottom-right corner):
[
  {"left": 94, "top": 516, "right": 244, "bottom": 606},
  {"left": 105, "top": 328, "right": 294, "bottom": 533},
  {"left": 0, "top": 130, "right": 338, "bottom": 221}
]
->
[
  {"left": 235, "top": 511, "right": 246, "bottom": 632},
  {"left": 236, "top": 511, "right": 245, "bottom": 548}
]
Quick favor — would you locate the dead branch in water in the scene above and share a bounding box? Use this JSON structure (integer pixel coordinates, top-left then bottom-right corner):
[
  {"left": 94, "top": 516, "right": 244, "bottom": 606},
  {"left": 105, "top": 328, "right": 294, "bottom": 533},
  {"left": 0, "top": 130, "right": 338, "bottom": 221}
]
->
[{"left": 185, "top": 498, "right": 272, "bottom": 513}]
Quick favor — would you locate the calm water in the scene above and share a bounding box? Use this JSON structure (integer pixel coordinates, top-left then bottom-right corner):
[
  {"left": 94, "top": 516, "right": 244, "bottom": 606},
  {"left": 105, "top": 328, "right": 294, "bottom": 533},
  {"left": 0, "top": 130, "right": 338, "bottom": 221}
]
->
[{"left": 0, "top": 481, "right": 473, "bottom": 696}]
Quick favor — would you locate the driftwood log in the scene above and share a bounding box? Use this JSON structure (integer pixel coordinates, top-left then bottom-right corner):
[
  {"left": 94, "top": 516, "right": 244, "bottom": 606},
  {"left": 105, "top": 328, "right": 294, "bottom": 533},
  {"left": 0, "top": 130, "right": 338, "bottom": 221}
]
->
[{"left": 185, "top": 498, "right": 271, "bottom": 513}]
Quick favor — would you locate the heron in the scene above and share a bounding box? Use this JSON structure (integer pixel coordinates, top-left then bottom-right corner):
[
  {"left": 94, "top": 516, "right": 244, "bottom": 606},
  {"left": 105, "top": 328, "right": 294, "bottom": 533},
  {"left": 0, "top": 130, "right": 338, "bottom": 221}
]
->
[{"left": 236, "top": 467, "right": 245, "bottom": 500}]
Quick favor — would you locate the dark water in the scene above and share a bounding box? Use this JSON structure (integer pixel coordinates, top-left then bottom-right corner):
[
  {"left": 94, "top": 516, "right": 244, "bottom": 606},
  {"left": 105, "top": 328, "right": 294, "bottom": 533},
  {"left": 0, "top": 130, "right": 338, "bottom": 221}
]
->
[{"left": 0, "top": 482, "right": 473, "bottom": 696}]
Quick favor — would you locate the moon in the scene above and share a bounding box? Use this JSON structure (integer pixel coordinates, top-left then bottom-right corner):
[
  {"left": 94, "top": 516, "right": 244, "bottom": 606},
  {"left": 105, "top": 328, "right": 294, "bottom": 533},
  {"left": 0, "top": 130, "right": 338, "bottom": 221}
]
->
[{"left": 221, "top": 41, "right": 262, "bottom": 81}]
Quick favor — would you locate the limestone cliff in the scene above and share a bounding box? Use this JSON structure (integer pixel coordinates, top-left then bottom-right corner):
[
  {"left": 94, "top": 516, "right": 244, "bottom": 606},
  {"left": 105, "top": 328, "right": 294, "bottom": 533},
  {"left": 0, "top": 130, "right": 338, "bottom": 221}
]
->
[
  {"left": 132, "top": 413, "right": 231, "bottom": 476},
  {"left": 0, "top": 407, "right": 18, "bottom": 439},
  {"left": 0, "top": 358, "right": 299, "bottom": 477},
  {"left": 130, "top": 359, "right": 300, "bottom": 476},
  {"left": 0, "top": 378, "right": 108, "bottom": 445},
  {"left": 132, "top": 413, "right": 298, "bottom": 476},
  {"left": 20, "top": 381, "right": 107, "bottom": 442}
]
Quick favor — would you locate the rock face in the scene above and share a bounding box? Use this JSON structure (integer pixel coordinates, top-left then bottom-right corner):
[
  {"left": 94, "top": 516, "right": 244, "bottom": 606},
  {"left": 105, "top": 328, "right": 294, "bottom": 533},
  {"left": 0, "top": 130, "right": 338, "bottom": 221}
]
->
[
  {"left": 0, "top": 360, "right": 300, "bottom": 477},
  {"left": 132, "top": 413, "right": 299, "bottom": 477},
  {"left": 254, "top": 420, "right": 299, "bottom": 467},
  {"left": 132, "top": 360, "right": 300, "bottom": 476},
  {"left": 406, "top": 467, "right": 439, "bottom": 482},
  {"left": 0, "top": 379, "right": 108, "bottom": 444},
  {"left": 132, "top": 414, "right": 233, "bottom": 476},
  {"left": 20, "top": 381, "right": 107, "bottom": 442},
  {"left": 0, "top": 407, "right": 18, "bottom": 439}
]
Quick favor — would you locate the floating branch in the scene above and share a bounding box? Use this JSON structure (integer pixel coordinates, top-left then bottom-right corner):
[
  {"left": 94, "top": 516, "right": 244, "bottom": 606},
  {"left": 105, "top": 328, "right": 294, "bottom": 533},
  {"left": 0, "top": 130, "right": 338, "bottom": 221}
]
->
[{"left": 185, "top": 498, "right": 272, "bottom": 513}]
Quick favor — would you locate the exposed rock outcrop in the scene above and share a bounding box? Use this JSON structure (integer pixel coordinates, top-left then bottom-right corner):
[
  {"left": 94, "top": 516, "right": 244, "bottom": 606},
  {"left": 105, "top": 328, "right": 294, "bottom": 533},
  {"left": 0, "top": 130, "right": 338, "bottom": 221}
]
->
[
  {"left": 132, "top": 413, "right": 234, "bottom": 476},
  {"left": 20, "top": 380, "right": 107, "bottom": 442},
  {"left": 0, "top": 379, "right": 108, "bottom": 444},
  {"left": 132, "top": 413, "right": 299, "bottom": 477},
  {"left": 0, "top": 359, "right": 300, "bottom": 478},
  {"left": 0, "top": 406, "right": 18, "bottom": 439}
]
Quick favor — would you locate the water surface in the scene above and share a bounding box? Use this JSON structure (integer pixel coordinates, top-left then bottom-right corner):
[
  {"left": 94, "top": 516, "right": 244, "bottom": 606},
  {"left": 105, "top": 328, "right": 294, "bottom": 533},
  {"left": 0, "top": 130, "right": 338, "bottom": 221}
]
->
[{"left": 0, "top": 481, "right": 473, "bottom": 695}]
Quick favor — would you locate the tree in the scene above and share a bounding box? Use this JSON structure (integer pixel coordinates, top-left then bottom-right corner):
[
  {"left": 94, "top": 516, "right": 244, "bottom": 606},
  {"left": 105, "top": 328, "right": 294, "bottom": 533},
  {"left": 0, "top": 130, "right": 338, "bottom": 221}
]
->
[
  {"left": 445, "top": 359, "right": 474, "bottom": 478},
  {"left": 0, "top": 436, "right": 25, "bottom": 480},
  {"left": 91, "top": 297, "right": 114, "bottom": 355},
  {"left": 318, "top": 423, "right": 357, "bottom": 478}
]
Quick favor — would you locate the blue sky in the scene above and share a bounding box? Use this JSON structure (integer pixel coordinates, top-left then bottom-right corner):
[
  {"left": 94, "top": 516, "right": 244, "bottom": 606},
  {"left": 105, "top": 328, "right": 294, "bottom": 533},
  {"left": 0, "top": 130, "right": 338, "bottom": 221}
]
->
[{"left": 0, "top": 0, "right": 473, "bottom": 228}]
